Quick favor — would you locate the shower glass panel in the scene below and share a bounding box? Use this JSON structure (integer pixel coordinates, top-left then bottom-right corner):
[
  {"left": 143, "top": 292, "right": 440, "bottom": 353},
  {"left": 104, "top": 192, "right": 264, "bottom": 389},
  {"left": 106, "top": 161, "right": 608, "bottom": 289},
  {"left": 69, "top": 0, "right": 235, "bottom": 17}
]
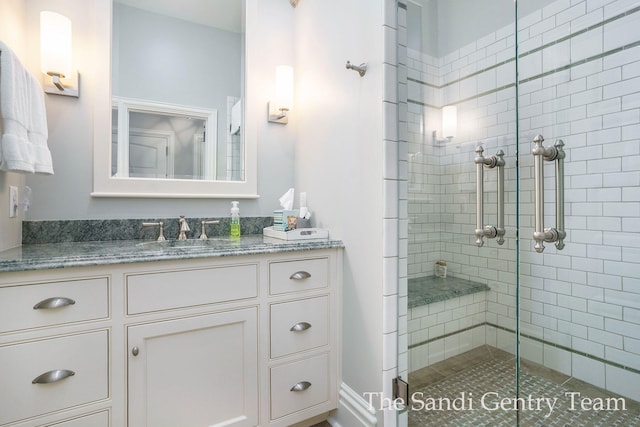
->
[
  {"left": 400, "top": 0, "right": 640, "bottom": 426},
  {"left": 402, "top": 0, "right": 520, "bottom": 425},
  {"left": 515, "top": 0, "right": 640, "bottom": 423}
]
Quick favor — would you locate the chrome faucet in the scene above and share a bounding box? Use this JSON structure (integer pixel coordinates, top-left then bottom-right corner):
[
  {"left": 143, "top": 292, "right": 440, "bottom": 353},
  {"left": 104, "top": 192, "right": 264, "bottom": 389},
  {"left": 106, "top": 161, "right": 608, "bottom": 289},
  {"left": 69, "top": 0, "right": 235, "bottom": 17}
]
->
[{"left": 177, "top": 216, "right": 190, "bottom": 240}]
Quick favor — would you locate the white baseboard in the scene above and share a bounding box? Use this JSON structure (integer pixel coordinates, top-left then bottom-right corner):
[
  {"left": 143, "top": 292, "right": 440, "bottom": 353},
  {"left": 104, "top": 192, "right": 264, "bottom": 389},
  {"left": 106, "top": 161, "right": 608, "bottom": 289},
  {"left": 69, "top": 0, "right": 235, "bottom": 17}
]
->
[{"left": 332, "top": 382, "right": 378, "bottom": 427}]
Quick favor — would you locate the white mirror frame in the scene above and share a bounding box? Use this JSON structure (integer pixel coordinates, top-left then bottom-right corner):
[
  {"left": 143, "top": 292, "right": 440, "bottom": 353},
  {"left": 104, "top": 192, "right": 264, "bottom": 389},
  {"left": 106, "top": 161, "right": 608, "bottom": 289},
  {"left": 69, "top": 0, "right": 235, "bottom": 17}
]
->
[{"left": 92, "top": 0, "right": 258, "bottom": 198}]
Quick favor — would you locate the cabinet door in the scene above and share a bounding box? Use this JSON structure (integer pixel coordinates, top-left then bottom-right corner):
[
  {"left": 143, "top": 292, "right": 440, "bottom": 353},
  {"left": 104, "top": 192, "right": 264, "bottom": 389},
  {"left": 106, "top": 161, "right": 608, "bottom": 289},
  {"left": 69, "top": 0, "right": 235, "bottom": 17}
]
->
[{"left": 127, "top": 308, "right": 258, "bottom": 427}]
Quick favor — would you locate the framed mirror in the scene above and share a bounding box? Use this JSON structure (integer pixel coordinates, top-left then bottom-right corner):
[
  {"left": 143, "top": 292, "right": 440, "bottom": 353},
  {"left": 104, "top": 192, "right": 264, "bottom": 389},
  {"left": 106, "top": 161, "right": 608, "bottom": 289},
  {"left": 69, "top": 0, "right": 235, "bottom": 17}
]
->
[{"left": 92, "top": 0, "right": 258, "bottom": 198}]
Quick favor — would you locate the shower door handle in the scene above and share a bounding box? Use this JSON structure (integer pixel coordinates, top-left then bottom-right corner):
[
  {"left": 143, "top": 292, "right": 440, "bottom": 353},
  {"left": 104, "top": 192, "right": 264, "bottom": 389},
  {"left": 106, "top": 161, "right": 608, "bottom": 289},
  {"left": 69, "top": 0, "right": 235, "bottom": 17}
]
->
[
  {"left": 532, "top": 135, "right": 566, "bottom": 253},
  {"left": 474, "top": 146, "right": 505, "bottom": 247}
]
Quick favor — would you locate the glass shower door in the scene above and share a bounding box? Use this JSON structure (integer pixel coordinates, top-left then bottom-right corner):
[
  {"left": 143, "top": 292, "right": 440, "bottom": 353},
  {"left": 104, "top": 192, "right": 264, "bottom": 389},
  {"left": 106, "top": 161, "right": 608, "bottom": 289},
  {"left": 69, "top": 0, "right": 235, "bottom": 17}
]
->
[
  {"left": 514, "top": 0, "right": 640, "bottom": 425},
  {"left": 399, "top": 0, "right": 640, "bottom": 426},
  {"left": 400, "top": 0, "right": 521, "bottom": 425}
]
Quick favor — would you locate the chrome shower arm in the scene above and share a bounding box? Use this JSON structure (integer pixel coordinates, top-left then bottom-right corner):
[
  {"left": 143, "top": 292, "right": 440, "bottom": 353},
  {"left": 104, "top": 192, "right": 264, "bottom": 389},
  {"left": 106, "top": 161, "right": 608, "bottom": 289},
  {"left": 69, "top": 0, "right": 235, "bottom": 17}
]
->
[{"left": 532, "top": 135, "right": 566, "bottom": 253}]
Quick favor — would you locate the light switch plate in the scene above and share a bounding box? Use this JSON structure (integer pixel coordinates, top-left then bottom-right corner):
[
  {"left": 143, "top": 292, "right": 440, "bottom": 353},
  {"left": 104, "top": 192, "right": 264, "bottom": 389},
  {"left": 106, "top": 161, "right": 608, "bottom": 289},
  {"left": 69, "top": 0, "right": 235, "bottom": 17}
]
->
[{"left": 9, "top": 186, "right": 18, "bottom": 218}]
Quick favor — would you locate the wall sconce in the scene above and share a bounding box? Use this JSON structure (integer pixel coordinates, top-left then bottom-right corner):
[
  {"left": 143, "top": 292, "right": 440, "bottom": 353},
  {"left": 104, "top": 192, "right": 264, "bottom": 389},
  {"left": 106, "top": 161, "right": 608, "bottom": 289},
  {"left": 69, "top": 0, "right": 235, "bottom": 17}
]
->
[
  {"left": 268, "top": 65, "right": 294, "bottom": 124},
  {"left": 40, "top": 11, "right": 78, "bottom": 97},
  {"left": 433, "top": 105, "right": 457, "bottom": 144}
]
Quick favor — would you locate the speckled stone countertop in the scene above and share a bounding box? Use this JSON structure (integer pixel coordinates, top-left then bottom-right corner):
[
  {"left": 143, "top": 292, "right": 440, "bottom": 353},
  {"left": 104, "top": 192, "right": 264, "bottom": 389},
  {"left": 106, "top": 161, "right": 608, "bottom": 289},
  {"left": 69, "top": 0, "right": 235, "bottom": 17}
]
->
[
  {"left": 408, "top": 275, "right": 490, "bottom": 308},
  {"left": 0, "top": 235, "right": 344, "bottom": 273}
]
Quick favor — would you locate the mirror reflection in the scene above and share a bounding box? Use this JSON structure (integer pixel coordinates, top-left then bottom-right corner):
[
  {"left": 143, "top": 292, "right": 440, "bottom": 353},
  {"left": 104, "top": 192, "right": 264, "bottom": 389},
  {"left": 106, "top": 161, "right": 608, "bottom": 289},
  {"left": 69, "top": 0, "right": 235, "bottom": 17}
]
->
[{"left": 111, "top": 0, "right": 244, "bottom": 181}]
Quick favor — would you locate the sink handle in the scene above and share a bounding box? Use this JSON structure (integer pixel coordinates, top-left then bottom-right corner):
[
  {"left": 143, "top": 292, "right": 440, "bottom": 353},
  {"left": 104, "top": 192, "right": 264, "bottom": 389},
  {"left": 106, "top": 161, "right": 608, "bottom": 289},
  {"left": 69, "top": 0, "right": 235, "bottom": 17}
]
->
[
  {"left": 199, "top": 220, "right": 221, "bottom": 240},
  {"left": 142, "top": 221, "right": 166, "bottom": 241}
]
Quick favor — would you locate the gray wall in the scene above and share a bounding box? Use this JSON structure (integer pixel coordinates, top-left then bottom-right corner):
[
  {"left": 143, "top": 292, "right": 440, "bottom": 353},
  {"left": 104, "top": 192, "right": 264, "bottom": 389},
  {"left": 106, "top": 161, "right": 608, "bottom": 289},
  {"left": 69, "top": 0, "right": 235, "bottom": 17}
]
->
[{"left": 20, "top": 0, "right": 294, "bottom": 220}]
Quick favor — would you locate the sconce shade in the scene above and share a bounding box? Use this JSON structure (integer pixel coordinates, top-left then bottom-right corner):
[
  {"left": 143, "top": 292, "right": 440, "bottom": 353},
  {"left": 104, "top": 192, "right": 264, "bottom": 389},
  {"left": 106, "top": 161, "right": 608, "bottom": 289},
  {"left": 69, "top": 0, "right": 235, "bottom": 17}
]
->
[
  {"left": 274, "top": 65, "right": 294, "bottom": 112},
  {"left": 442, "top": 105, "right": 457, "bottom": 139},
  {"left": 40, "top": 11, "right": 72, "bottom": 78}
]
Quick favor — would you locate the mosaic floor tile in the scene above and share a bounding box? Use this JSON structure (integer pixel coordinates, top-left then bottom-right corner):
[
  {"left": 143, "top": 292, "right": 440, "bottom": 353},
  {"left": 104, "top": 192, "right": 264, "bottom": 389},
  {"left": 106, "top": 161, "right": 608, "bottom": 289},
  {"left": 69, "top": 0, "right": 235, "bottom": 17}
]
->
[{"left": 408, "top": 346, "right": 640, "bottom": 427}]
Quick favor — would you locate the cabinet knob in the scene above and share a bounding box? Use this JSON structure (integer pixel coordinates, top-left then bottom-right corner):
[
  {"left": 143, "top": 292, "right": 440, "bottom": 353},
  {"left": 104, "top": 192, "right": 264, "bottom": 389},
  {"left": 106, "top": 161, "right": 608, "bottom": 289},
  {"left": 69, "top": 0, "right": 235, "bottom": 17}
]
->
[
  {"left": 33, "top": 297, "right": 76, "bottom": 310},
  {"left": 289, "top": 271, "right": 311, "bottom": 280},
  {"left": 290, "top": 322, "right": 312, "bottom": 332},
  {"left": 32, "top": 369, "right": 75, "bottom": 384},
  {"left": 290, "top": 381, "right": 312, "bottom": 392},
  {"left": 132, "top": 346, "right": 139, "bottom": 356}
]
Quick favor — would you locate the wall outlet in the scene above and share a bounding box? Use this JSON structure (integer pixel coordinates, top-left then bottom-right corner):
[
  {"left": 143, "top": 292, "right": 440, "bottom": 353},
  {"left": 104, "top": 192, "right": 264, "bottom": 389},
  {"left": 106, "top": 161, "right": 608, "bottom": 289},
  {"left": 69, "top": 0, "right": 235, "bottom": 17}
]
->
[{"left": 9, "top": 186, "right": 18, "bottom": 218}]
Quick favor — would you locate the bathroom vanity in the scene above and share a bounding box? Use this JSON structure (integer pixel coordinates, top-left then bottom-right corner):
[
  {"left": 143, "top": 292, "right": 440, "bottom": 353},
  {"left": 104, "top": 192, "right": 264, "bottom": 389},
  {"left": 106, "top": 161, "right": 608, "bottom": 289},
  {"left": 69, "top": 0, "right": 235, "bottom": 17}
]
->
[{"left": 0, "top": 236, "right": 343, "bottom": 427}]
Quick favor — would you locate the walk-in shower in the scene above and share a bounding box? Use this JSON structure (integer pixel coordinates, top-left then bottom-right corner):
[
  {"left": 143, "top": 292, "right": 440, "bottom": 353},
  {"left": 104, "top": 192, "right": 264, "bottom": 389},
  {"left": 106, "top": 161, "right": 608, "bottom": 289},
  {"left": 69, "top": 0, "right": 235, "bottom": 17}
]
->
[{"left": 397, "top": 0, "right": 640, "bottom": 425}]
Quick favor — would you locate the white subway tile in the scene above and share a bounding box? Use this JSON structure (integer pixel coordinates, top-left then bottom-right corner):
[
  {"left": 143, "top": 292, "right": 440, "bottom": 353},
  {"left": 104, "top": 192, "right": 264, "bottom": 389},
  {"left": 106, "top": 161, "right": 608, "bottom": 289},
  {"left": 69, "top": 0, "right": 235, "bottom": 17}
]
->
[
  {"left": 588, "top": 300, "right": 623, "bottom": 319},
  {"left": 625, "top": 307, "right": 640, "bottom": 324},
  {"left": 543, "top": 344, "right": 572, "bottom": 375},
  {"left": 603, "top": 12, "right": 640, "bottom": 51},
  {"left": 606, "top": 317, "right": 640, "bottom": 339},
  {"left": 603, "top": 76, "right": 640, "bottom": 99},
  {"left": 572, "top": 27, "right": 604, "bottom": 63},
  {"left": 606, "top": 346, "right": 640, "bottom": 368},
  {"left": 605, "top": 365, "right": 640, "bottom": 401},
  {"left": 605, "top": 289, "right": 640, "bottom": 310},
  {"left": 572, "top": 354, "right": 605, "bottom": 388}
]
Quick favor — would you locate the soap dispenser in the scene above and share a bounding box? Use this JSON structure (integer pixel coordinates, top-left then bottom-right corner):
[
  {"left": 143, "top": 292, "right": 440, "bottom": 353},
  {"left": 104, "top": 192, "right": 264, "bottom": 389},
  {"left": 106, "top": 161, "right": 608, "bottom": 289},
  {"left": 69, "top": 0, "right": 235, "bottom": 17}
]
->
[{"left": 230, "top": 201, "right": 241, "bottom": 237}]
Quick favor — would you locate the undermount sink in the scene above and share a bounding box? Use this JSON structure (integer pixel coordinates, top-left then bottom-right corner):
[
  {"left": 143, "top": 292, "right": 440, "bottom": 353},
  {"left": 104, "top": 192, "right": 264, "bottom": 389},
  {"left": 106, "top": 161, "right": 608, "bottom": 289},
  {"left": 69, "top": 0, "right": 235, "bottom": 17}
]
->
[{"left": 136, "top": 238, "right": 232, "bottom": 249}]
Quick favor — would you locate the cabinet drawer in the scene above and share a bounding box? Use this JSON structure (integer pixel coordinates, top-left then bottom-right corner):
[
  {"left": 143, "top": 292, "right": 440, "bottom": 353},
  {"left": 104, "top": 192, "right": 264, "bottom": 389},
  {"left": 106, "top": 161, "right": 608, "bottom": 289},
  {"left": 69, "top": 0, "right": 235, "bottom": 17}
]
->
[
  {"left": 49, "top": 411, "right": 109, "bottom": 427},
  {"left": 127, "top": 264, "right": 258, "bottom": 314},
  {"left": 270, "top": 353, "right": 329, "bottom": 420},
  {"left": 0, "top": 330, "right": 109, "bottom": 425},
  {"left": 0, "top": 277, "right": 109, "bottom": 334},
  {"left": 270, "top": 296, "right": 328, "bottom": 358},
  {"left": 269, "top": 258, "right": 329, "bottom": 295}
]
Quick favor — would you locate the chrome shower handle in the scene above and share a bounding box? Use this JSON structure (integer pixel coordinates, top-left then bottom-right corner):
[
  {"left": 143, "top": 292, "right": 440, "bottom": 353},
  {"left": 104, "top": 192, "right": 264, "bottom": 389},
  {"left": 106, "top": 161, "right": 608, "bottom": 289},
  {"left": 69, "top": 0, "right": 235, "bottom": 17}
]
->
[
  {"left": 532, "top": 135, "right": 566, "bottom": 253},
  {"left": 474, "top": 146, "right": 505, "bottom": 247}
]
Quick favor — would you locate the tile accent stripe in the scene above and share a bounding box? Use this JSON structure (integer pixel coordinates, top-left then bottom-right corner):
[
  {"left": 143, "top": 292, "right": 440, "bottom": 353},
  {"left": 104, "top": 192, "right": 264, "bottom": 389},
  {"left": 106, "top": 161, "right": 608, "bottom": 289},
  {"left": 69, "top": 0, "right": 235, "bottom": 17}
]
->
[
  {"left": 409, "top": 322, "right": 640, "bottom": 376},
  {"left": 406, "top": 6, "right": 640, "bottom": 106}
]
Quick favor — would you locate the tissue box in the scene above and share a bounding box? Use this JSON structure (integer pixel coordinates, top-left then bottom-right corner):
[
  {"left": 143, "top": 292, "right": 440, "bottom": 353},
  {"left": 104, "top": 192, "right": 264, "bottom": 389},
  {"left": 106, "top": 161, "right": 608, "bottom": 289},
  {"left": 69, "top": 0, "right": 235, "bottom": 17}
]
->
[{"left": 273, "top": 209, "right": 299, "bottom": 231}]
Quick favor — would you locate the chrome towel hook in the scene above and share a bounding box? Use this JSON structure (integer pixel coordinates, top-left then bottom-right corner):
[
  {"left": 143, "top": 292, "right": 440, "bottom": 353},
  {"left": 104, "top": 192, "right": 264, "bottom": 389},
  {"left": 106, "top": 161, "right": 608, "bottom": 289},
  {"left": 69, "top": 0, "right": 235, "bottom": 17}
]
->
[{"left": 346, "top": 61, "right": 367, "bottom": 77}]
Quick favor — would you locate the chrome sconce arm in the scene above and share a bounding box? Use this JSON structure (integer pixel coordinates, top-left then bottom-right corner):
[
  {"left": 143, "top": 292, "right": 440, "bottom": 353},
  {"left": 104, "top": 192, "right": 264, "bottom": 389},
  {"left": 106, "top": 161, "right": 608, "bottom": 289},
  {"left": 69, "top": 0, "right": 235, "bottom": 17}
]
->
[
  {"left": 475, "top": 146, "right": 506, "bottom": 247},
  {"left": 532, "top": 135, "right": 566, "bottom": 253}
]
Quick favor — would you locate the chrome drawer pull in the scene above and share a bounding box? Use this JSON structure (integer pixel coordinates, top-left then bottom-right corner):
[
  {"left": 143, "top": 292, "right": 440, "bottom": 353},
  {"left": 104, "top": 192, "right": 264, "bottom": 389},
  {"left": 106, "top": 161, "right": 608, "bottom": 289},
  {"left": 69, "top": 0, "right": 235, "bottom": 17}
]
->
[
  {"left": 33, "top": 297, "right": 76, "bottom": 310},
  {"left": 289, "top": 271, "right": 311, "bottom": 280},
  {"left": 290, "top": 381, "right": 312, "bottom": 392},
  {"left": 290, "top": 322, "right": 312, "bottom": 332},
  {"left": 32, "top": 369, "right": 75, "bottom": 384}
]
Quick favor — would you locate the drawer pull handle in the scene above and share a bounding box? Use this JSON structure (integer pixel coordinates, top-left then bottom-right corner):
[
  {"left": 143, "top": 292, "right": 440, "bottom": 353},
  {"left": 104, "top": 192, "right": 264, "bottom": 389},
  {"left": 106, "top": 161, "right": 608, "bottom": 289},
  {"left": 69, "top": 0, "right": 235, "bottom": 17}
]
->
[
  {"left": 33, "top": 297, "right": 76, "bottom": 310},
  {"left": 132, "top": 346, "right": 139, "bottom": 356},
  {"left": 290, "top": 381, "right": 312, "bottom": 392},
  {"left": 32, "top": 369, "right": 75, "bottom": 384},
  {"left": 290, "top": 322, "right": 312, "bottom": 332},
  {"left": 289, "top": 271, "right": 311, "bottom": 280}
]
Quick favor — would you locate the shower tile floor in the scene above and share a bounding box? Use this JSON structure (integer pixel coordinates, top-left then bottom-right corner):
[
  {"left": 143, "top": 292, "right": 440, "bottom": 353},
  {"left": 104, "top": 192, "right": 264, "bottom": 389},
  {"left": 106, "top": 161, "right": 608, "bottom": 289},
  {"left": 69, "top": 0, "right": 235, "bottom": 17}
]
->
[{"left": 408, "top": 345, "right": 640, "bottom": 426}]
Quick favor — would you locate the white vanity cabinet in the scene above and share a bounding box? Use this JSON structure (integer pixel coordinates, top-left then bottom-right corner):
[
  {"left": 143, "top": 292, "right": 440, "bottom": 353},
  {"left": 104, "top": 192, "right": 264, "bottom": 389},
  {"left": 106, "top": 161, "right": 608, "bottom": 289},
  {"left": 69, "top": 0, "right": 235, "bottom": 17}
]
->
[
  {"left": 0, "top": 275, "right": 111, "bottom": 427},
  {"left": 0, "top": 246, "right": 341, "bottom": 427},
  {"left": 124, "top": 262, "right": 260, "bottom": 427}
]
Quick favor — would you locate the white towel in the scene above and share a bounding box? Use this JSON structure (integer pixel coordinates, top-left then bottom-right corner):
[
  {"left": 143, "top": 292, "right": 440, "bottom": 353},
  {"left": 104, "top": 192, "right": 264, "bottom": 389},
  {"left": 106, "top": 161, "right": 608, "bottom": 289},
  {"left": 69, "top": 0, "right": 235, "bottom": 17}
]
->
[
  {"left": 0, "top": 41, "right": 54, "bottom": 174},
  {"left": 230, "top": 99, "right": 241, "bottom": 135}
]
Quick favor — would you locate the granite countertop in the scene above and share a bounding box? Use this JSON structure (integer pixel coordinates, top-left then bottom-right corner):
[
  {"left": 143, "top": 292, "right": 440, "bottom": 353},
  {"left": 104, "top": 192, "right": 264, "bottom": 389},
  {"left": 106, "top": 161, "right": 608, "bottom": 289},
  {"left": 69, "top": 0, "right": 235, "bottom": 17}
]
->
[
  {"left": 408, "top": 275, "right": 490, "bottom": 308},
  {"left": 0, "top": 235, "right": 344, "bottom": 273}
]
